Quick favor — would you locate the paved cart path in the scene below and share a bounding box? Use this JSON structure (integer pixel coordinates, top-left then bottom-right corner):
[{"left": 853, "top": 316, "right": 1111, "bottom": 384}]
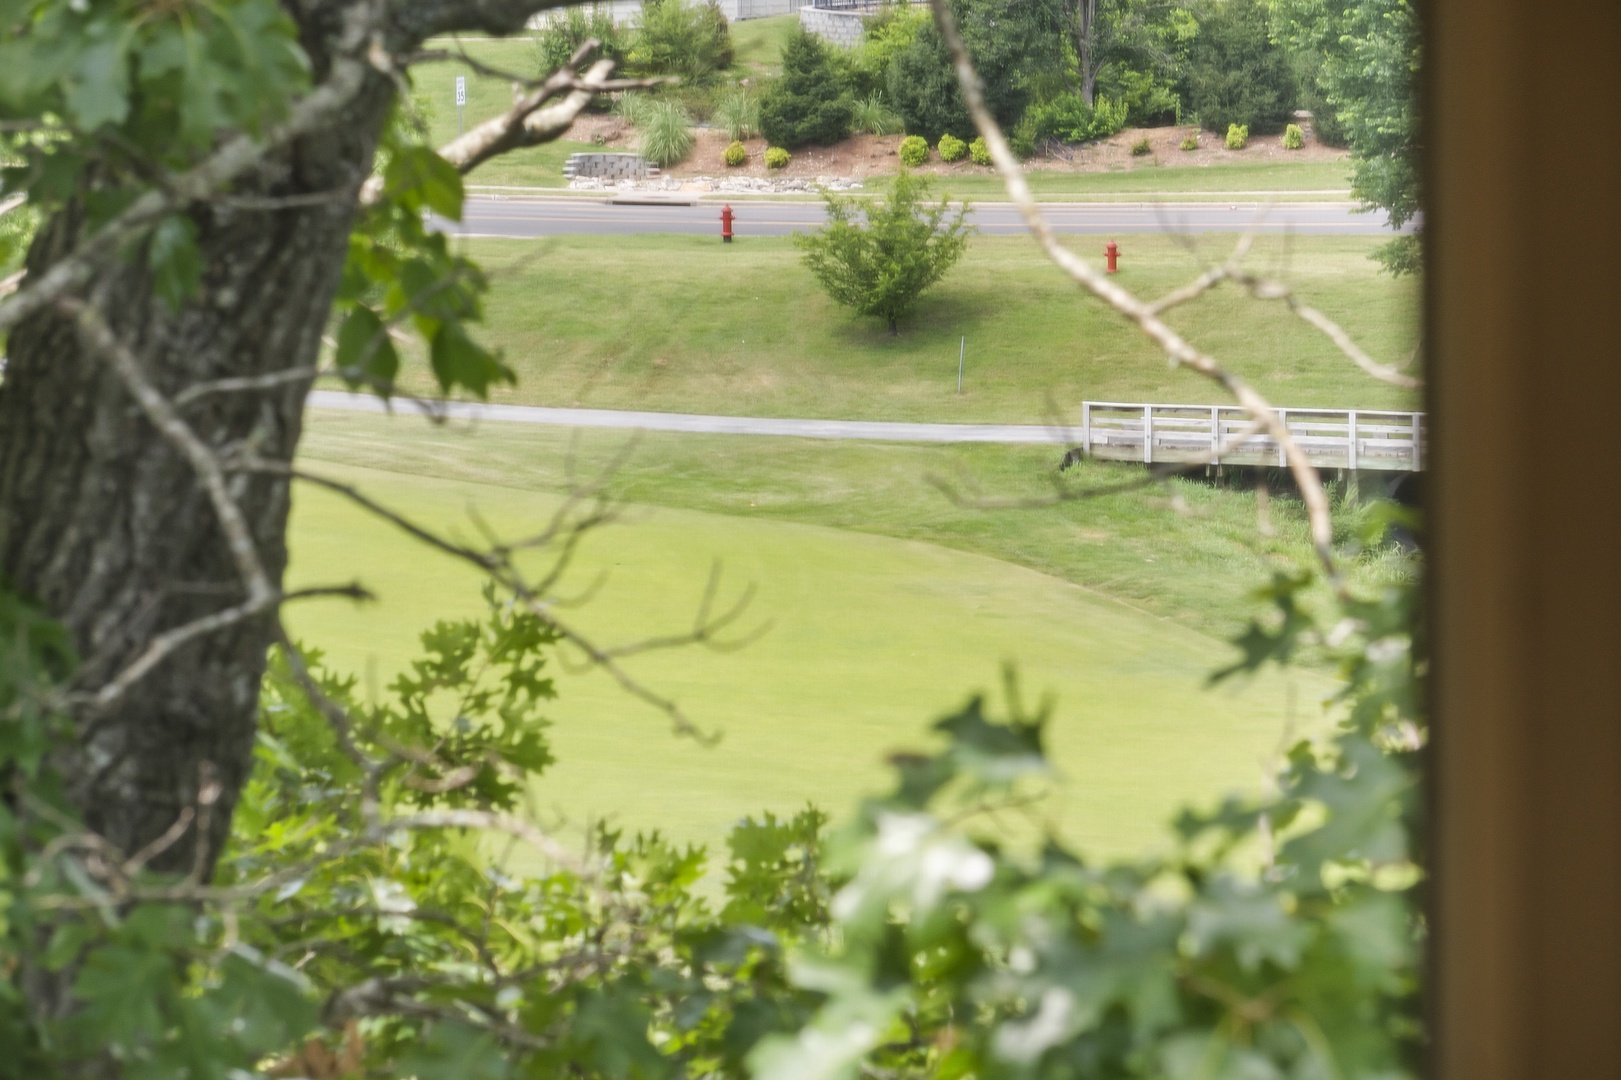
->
[{"left": 307, "top": 390, "right": 1081, "bottom": 444}]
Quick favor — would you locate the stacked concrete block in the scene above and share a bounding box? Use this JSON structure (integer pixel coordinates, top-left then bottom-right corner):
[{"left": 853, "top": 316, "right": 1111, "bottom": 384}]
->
[
  {"left": 562, "top": 153, "right": 661, "bottom": 181},
  {"left": 797, "top": 7, "right": 865, "bottom": 47}
]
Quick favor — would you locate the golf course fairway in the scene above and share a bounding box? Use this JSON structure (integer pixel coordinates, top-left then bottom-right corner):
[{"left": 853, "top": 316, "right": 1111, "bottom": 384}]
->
[{"left": 285, "top": 460, "right": 1332, "bottom": 862}]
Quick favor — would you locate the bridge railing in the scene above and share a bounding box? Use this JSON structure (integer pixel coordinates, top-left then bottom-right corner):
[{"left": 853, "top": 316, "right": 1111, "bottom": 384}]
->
[{"left": 1079, "top": 401, "right": 1426, "bottom": 472}]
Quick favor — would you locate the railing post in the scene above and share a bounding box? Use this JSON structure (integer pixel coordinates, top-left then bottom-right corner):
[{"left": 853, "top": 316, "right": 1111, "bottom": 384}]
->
[
  {"left": 1210, "top": 405, "right": 1220, "bottom": 465},
  {"left": 1276, "top": 408, "right": 1288, "bottom": 466},
  {"left": 1348, "top": 410, "right": 1358, "bottom": 470},
  {"left": 1081, "top": 402, "right": 1091, "bottom": 458},
  {"left": 1412, "top": 412, "right": 1423, "bottom": 470},
  {"left": 1144, "top": 405, "right": 1154, "bottom": 464}
]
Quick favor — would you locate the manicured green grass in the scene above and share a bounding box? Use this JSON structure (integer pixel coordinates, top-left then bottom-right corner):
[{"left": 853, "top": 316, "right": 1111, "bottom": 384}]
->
[
  {"left": 300, "top": 413, "right": 1407, "bottom": 645},
  {"left": 420, "top": 234, "right": 1420, "bottom": 421},
  {"left": 731, "top": 15, "right": 796, "bottom": 72},
  {"left": 285, "top": 453, "right": 1334, "bottom": 860},
  {"left": 930, "top": 160, "right": 1354, "bottom": 201}
]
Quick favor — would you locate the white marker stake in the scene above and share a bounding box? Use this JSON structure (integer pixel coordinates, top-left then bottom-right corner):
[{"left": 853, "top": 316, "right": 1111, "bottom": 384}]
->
[
  {"left": 957, "top": 336, "right": 965, "bottom": 394},
  {"left": 455, "top": 76, "right": 466, "bottom": 136}
]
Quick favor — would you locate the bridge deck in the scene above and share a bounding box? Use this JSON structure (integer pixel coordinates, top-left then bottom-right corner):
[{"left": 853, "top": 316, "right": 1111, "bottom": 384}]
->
[{"left": 1080, "top": 401, "right": 1426, "bottom": 472}]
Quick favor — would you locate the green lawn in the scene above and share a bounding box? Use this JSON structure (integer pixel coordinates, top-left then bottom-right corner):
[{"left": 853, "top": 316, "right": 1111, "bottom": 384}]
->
[
  {"left": 285, "top": 452, "right": 1335, "bottom": 860},
  {"left": 413, "top": 233, "right": 1420, "bottom": 421},
  {"left": 731, "top": 15, "right": 796, "bottom": 72},
  {"left": 300, "top": 413, "right": 1407, "bottom": 645}
]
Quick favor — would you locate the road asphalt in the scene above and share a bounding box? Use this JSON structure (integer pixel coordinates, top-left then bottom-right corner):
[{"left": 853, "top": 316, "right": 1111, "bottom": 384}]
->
[
  {"left": 306, "top": 390, "right": 1082, "bottom": 445},
  {"left": 439, "top": 197, "right": 1396, "bottom": 239}
]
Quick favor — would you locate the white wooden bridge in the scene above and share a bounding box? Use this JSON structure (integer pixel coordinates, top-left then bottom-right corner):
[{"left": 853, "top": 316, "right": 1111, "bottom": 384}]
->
[{"left": 1079, "top": 401, "right": 1427, "bottom": 472}]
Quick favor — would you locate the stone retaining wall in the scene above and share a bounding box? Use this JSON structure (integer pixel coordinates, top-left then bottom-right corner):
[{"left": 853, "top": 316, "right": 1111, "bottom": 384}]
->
[
  {"left": 562, "top": 153, "right": 661, "bottom": 181},
  {"left": 797, "top": 7, "right": 865, "bottom": 47}
]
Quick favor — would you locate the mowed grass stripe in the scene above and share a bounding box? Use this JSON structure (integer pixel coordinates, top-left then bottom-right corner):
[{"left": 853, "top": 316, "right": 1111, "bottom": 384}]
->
[{"left": 286, "top": 461, "right": 1330, "bottom": 859}]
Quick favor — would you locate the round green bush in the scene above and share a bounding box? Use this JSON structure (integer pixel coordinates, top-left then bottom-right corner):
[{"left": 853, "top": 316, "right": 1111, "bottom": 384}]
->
[
  {"left": 969, "top": 136, "right": 991, "bottom": 165},
  {"left": 898, "top": 135, "right": 929, "bottom": 167},
  {"left": 765, "top": 146, "right": 791, "bottom": 169},
  {"left": 937, "top": 133, "right": 967, "bottom": 162},
  {"left": 1282, "top": 123, "right": 1305, "bottom": 150},
  {"left": 1179, "top": 133, "right": 1199, "bottom": 151},
  {"left": 1225, "top": 123, "right": 1249, "bottom": 150},
  {"left": 724, "top": 140, "right": 748, "bottom": 167}
]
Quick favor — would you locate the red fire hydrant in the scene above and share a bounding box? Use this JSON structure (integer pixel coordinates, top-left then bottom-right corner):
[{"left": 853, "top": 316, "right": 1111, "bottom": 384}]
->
[
  {"left": 1104, "top": 240, "right": 1119, "bottom": 273},
  {"left": 720, "top": 203, "right": 735, "bottom": 244}
]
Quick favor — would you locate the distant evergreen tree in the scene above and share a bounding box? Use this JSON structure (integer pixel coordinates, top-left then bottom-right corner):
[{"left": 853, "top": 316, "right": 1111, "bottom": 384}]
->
[
  {"left": 887, "top": 0, "right": 1063, "bottom": 144},
  {"left": 1182, "top": 0, "right": 1296, "bottom": 134},
  {"left": 759, "top": 30, "right": 853, "bottom": 148}
]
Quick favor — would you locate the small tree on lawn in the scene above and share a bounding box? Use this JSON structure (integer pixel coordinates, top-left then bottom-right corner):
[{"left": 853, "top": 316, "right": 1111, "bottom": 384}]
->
[{"left": 794, "top": 172, "right": 971, "bottom": 335}]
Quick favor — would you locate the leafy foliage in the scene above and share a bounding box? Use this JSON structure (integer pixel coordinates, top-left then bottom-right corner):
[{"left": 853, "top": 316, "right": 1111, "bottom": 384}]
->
[
  {"left": 1078, "top": 0, "right": 1200, "bottom": 126},
  {"left": 970, "top": 135, "right": 993, "bottom": 165},
  {"left": 1226, "top": 121, "right": 1249, "bottom": 149},
  {"left": 1272, "top": 0, "right": 1421, "bottom": 274},
  {"left": 627, "top": 0, "right": 735, "bottom": 84},
  {"left": 937, "top": 134, "right": 968, "bottom": 162},
  {"left": 1017, "top": 91, "right": 1130, "bottom": 146},
  {"left": 760, "top": 30, "right": 853, "bottom": 149},
  {"left": 889, "top": 0, "right": 1064, "bottom": 145},
  {"left": 748, "top": 559, "right": 1425, "bottom": 1080},
  {"left": 1181, "top": 131, "right": 1200, "bottom": 150},
  {"left": 533, "top": 6, "right": 629, "bottom": 83},
  {"left": 1131, "top": 135, "right": 1153, "bottom": 155},
  {"left": 724, "top": 140, "right": 748, "bottom": 167},
  {"left": 794, "top": 172, "right": 971, "bottom": 335},
  {"left": 1182, "top": 0, "right": 1297, "bottom": 134},
  {"left": 1284, "top": 122, "right": 1306, "bottom": 149},
  {"left": 898, "top": 135, "right": 931, "bottom": 167},
  {"left": 765, "top": 146, "right": 791, "bottom": 169}
]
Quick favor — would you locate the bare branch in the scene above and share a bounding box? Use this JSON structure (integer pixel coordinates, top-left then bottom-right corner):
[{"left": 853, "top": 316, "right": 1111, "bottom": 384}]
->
[{"left": 174, "top": 367, "right": 323, "bottom": 408}]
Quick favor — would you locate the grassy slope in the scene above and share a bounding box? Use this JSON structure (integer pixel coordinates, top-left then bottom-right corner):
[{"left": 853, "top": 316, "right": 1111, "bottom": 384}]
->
[
  {"left": 300, "top": 414, "right": 1404, "bottom": 644},
  {"left": 932, "top": 160, "right": 1353, "bottom": 200},
  {"left": 731, "top": 15, "right": 797, "bottom": 73},
  {"left": 412, "top": 233, "right": 1420, "bottom": 421},
  {"left": 285, "top": 455, "right": 1331, "bottom": 859}
]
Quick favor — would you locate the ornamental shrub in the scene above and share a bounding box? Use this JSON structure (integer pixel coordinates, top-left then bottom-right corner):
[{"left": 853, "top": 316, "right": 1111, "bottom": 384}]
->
[
  {"left": 1180, "top": 133, "right": 1199, "bottom": 151},
  {"left": 1283, "top": 122, "right": 1305, "bottom": 149},
  {"left": 851, "top": 92, "right": 903, "bottom": 136},
  {"left": 639, "top": 99, "right": 695, "bottom": 166},
  {"left": 898, "top": 135, "right": 929, "bottom": 166},
  {"left": 1130, "top": 136, "right": 1152, "bottom": 156},
  {"left": 969, "top": 135, "right": 991, "bottom": 165},
  {"left": 1019, "top": 92, "right": 1129, "bottom": 145},
  {"left": 628, "top": 0, "right": 734, "bottom": 84},
  {"left": 715, "top": 88, "right": 760, "bottom": 141},
  {"left": 765, "top": 146, "right": 791, "bottom": 169},
  {"left": 724, "top": 140, "right": 748, "bottom": 167},
  {"left": 759, "top": 29, "right": 853, "bottom": 149},
  {"left": 1226, "top": 122, "right": 1249, "bottom": 149},
  {"left": 937, "top": 134, "right": 967, "bottom": 162}
]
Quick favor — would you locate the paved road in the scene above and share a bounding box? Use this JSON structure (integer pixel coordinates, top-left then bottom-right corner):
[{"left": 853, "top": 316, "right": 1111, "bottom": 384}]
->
[
  {"left": 441, "top": 197, "right": 1396, "bottom": 239},
  {"left": 307, "top": 390, "right": 1081, "bottom": 444}
]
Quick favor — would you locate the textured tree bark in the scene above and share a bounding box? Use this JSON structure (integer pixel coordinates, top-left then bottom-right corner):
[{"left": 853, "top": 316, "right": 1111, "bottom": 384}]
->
[{"left": 0, "top": 7, "right": 397, "bottom": 874}]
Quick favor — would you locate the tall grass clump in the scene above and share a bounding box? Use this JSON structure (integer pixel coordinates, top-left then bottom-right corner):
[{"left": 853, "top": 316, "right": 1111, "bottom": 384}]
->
[
  {"left": 715, "top": 88, "right": 760, "bottom": 141},
  {"left": 614, "top": 92, "right": 655, "bottom": 128},
  {"left": 639, "top": 99, "right": 695, "bottom": 165},
  {"left": 850, "top": 92, "right": 903, "bottom": 136}
]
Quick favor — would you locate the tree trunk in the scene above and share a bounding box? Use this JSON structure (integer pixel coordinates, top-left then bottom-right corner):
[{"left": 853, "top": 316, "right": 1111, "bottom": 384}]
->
[
  {"left": 0, "top": 33, "right": 394, "bottom": 875},
  {"left": 1076, "top": 0, "right": 1099, "bottom": 107}
]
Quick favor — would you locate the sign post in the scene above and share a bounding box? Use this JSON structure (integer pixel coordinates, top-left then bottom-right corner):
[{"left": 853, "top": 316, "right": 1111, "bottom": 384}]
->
[
  {"left": 957, "top": 336, "right": 965, "bottom": 394},
  {"left": 455, "top": 76, "right": 466, "bottom": 136}
]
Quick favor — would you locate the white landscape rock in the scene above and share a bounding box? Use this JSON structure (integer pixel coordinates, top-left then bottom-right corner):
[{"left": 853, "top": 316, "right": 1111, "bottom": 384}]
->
[{"left": 567, "top": 175, "right": 864, "bottom": 195}]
